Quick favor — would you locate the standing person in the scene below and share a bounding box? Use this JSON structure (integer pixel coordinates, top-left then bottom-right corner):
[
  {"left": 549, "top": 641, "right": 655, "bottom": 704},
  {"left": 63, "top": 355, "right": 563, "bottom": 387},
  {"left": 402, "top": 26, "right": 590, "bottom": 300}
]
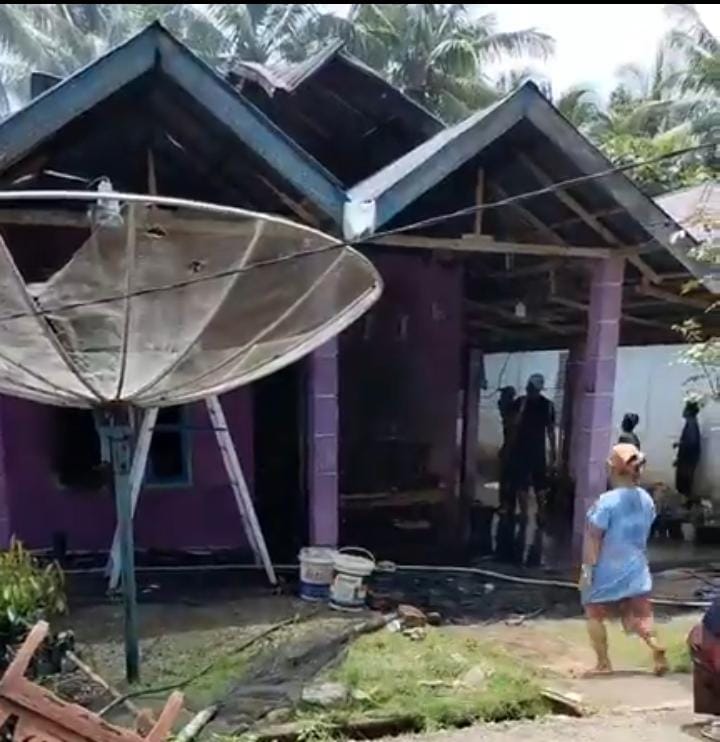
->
[
  {"left": 580, "top": 443, "right": 667, "bottom": 676},
  {"left": 508, "top": 373, "right": 557, "bottom": 519},
  {"left": 618, "top": 413, "right": 641, "bottom": 448},
  {"left": 675, "top": 400, "right": 701, "bottom": 499}
]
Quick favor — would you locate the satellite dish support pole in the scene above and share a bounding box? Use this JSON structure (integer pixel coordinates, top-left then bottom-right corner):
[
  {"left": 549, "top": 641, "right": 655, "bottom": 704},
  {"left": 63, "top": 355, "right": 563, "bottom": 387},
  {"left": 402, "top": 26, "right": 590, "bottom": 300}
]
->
[
  {"left": 106, "top": 407, "right": 158, "bottom": 589},
  {"left": 101, "top": 408, "right": 140, "bottom": 683}
]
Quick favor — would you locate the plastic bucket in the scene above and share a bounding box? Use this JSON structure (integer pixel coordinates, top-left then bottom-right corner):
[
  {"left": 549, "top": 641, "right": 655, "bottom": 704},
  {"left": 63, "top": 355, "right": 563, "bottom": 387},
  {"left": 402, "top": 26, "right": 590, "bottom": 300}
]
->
[
  {"left": 298, "top": 547, "right": 336, "bottom": 602},
  {"left": 330, "top": 547, "right": 376, "bottom": 611}
]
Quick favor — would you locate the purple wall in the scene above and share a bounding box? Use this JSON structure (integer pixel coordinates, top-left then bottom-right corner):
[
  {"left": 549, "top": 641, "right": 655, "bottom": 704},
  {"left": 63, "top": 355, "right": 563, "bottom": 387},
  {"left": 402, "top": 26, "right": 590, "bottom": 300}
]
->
[
  {"left": 0, "top": 390, "right": 255, "bottom": 552},
  {"left": 339, "top": 252, "right": 463, "bottom": 498}
]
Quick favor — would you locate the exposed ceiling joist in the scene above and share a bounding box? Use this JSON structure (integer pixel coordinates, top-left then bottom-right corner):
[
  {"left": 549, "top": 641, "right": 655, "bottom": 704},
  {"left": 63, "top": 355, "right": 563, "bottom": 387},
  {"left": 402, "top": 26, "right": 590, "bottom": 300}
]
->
[
  {"left": 547, "top": 206, "right": 625, "bottom": 231},
  {"left": 484, "top": 259, "right": 562, "bottom": 279},
  {"left": 488, "top": 181, "right": 566, "bottom": 245},
  {"left": 371, "top": 233, "right": 615, "bottom": 258},
  {"left": 550, "top": 295, "right": 669, "bottom": 330},
  {"left": 0, "top": 207, "right": 307, "bottom": 238},
  {"left": 465, "top": 318, "right": 528, "bottom": 339},
  {"left": 516, "top": 153, "right": 662, "bottom": 284},
  {"left": 466, "top": 299, "right": 582, "bottom": 335},
  {"left": 636, "top": 282, "right": 715, "bottom": 311},
  {"left": 474, "top": 168, "right": 484, "bottom": 235}
]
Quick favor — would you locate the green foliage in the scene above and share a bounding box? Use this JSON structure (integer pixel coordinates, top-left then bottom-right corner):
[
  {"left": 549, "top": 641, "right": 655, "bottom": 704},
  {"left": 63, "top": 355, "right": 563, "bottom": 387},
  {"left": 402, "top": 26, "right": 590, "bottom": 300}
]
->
[
  {"left": 597, "top": 129, "right": 712, "bottom": 195},
  {"left": 0, "top": 539, "right": 66, "bottom": 639}
]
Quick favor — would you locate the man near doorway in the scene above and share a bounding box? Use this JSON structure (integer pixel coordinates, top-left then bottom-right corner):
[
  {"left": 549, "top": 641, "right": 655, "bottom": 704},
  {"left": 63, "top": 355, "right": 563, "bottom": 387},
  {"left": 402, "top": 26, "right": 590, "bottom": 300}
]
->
[{"left": 507, "top": 373, "right": 557, "bottom": 564}]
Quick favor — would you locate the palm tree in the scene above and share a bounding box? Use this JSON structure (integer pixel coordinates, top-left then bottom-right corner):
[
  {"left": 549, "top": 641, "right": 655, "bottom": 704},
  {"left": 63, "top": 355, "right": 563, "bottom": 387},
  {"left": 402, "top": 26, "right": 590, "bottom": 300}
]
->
[
  {"left": 666, "top": 4, "right": 720, "bottom": 94},
  {"left": 495, "top": 68, "right": 605, "bottom": 133},
  {"left": 0, "top": 5, "right": 152, "bottom": 114},
  {"left": 664, "top": 4, "right": 720, "bottom": 149},
  {"left": 0, "top": 4, "right": 318, "bottom": 116},
  {"left": 297, "top": 4, "right": 554, "bottom": 122},
  {"left": 600, "top": 43, "right": 684, "bottom": 139}
]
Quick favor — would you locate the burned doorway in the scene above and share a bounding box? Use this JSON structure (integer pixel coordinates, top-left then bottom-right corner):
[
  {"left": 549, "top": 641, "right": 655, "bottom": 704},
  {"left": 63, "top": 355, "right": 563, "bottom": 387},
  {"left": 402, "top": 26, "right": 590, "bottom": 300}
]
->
[{"left": 253, "top": 363, "right": 307, "bottom": 561}]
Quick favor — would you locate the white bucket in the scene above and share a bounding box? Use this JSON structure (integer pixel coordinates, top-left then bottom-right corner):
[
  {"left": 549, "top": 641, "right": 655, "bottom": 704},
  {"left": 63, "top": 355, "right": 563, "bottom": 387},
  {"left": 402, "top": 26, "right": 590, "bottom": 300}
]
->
[
  {"left": 298, "top": 547, "right": 336, "bottom": 602},
  {"left": 330, "top": 547, "right": 375, "bottom": 611}
]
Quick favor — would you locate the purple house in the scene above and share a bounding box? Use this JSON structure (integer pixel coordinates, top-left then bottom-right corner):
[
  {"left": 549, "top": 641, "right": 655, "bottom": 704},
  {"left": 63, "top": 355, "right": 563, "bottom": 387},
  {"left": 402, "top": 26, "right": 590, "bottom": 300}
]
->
[{"left": 0, "top": 24, "right": 715, "bottom": 565}]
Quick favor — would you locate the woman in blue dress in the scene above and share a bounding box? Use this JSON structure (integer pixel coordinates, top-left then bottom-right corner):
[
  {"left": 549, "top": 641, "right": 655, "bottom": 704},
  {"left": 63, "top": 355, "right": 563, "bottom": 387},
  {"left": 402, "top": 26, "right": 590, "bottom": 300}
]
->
[{"left": 580, "top": 443, "right": 668, "bottom": 675}]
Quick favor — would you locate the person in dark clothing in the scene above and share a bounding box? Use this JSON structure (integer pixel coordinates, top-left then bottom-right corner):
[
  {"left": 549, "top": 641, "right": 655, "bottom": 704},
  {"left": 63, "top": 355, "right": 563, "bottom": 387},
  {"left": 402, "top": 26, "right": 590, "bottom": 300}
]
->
[
  {"left": 675, "top": 401, "right": 701, "bottom": 499},
  {"left": 507, "top": 373, "right": 557, "bottom": 518},
  {"left": 618, "top": 413, "right": 641, "bottom": 448}
]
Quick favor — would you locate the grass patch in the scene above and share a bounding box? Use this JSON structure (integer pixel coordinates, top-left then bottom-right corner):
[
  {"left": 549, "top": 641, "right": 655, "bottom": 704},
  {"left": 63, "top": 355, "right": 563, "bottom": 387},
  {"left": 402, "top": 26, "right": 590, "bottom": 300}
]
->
[
  {"left": 665, "top": 632, "right": 692, "bottom": 673},
  {"left": 321, "top": 628, "right": 548, "bottom": 731}
]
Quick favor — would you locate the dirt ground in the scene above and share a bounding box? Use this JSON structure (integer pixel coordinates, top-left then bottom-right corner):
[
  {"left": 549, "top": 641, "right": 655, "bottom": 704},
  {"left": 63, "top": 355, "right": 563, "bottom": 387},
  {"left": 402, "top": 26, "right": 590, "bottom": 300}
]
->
[
  {"left": 465, "top": 614, "right": 699, "bottom": 677},
  {"left": 54, "top": 587, "right": 365, "bottom": 728},
  {"left": 49, "top": 572, "right": 704, "bottom": 737}
]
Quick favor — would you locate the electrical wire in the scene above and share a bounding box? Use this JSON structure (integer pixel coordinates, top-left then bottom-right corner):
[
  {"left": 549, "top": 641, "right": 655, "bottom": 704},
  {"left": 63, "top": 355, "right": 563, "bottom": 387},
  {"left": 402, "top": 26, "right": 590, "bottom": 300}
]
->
[
  {"left": 370, "top": 139, "right": 719, "bottom": 238},
  {"left": 0, "top": 139, "right": 715, "bottom": 325}
]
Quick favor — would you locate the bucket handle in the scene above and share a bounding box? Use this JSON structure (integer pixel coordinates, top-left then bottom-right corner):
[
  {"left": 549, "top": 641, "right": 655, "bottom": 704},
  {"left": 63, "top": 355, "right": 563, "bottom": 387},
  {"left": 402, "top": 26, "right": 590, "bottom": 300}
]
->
[{"left": 338, "top": 546, "right": 375, "bottom": 564}]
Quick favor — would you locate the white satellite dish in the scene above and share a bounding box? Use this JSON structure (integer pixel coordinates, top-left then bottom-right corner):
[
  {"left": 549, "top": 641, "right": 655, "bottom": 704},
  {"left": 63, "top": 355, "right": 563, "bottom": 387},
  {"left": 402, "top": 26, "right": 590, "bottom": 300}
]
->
[
  {"left": 0, "top": 190, "right": 382, "bottom": 680},
  {"left": 0, "top": 191, "right": 381, "bottom": 407}
]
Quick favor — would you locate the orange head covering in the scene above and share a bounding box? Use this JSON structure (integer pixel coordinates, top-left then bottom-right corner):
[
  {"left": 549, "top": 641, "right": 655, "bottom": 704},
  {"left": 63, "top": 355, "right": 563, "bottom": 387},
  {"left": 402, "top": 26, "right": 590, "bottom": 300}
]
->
[{"left": 607, "top": 443, "right": 646, "bottom": 477}]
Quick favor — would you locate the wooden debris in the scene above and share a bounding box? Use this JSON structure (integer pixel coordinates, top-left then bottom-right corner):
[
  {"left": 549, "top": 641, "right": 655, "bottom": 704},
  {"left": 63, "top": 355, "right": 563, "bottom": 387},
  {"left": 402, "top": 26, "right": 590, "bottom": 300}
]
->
[
  {"left": 0, "top": 621, "right": 184, "bottom": 742},
  {"left": 540, "top": 687, "right": 590, "bottom": 717},
  {"left": 505, "top": 608, "right": 545, "bottom": 626},
  {"left": 65, "top": 650, "right": 144, "bottom": 719},
  {"left": 174, "top": 706, "right": 217, "bottom": 742}
]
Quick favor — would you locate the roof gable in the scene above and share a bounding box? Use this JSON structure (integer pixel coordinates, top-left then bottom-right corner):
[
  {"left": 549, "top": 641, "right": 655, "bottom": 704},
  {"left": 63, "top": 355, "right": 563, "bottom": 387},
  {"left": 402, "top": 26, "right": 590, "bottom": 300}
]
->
[
  {"left": 344, "top": 81, "right": 717, "bottom": 289},
  {"left": 0, "top": 23, "right": 346, "bottom": 225}
]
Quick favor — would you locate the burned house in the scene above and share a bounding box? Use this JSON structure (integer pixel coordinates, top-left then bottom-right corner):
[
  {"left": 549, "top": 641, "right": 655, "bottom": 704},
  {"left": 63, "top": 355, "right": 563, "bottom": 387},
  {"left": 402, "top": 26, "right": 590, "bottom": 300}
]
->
[{"left": 0, "top": 23, "right": 716, "bottom": 565}]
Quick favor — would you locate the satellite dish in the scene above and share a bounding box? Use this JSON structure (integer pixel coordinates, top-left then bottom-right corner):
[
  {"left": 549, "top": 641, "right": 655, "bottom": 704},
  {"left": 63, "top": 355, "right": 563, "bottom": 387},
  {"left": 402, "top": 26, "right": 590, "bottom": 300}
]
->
[
  {"left": 0, "top": 190, "right": 382, "bottom": 408},
  {"left": 0, "top": 189, "right": 382, "bottom": 681}
]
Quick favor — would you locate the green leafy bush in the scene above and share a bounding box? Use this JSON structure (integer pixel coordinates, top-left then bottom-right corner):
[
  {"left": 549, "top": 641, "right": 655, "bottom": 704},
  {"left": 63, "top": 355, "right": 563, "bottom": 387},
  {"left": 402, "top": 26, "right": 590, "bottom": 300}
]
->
[{"left": 0, "top": 539, "right": 66, "bottom": 645}]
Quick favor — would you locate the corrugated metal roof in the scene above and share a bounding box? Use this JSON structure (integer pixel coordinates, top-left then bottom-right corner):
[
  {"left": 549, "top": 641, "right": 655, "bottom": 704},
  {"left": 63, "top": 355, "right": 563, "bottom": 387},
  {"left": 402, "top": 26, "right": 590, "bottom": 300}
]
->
[
  {"left": 655, "top": 181, "right": 720, "bottom": 292},
  {"left": 231, "top": 41, "right": 345, "bottom": 95},
  {"left": 347, "top": 94, "right": 509, "bottom": 204},
  {"left": 656, "top": 181, "right": 719, "bottom": 242},
  {"left": 229, "top": 42, "right": 443, "bottom": 127}
]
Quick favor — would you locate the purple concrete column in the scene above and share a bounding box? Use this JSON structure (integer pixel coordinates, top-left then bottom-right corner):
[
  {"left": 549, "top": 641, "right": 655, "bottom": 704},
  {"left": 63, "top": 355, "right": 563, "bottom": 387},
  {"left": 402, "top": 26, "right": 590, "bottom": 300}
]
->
[
  {"left": 0, "top": 397, "right": 10, "bottom": 548},
  {"left": 571, "top": 257, "right": 625, "bottom": 559},
  {"left": 564, "top": 341, "right": 586, "bottom": 478},
  {"left": 459, "top": 349, "right": 483, "bottom": 544},
  {"left": 308, "top": 339, "right": 339, "bottom": 546}
]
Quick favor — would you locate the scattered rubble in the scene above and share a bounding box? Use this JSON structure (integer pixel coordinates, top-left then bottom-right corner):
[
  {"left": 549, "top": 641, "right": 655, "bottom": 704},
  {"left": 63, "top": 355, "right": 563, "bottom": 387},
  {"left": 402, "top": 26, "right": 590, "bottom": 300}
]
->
[
  {"left": 301, "top": 681, "right": 349, "bottom": 708},
  {"left": 459, "top": 664, "right": 493, "bottom": 690},
  {"left": 397, "top": 604, "right": 427, "bottom": 628}
]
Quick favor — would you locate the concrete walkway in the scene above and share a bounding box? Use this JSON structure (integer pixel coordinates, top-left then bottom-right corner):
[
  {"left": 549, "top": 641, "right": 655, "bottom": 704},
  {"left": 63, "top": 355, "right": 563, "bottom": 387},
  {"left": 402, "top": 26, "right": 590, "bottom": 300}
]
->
[
  {"left": 403, "top": 710, "right": 704, "bottom": 742},
  {"left": 550, "top": 671, "right": 693, "bottom": 714}
]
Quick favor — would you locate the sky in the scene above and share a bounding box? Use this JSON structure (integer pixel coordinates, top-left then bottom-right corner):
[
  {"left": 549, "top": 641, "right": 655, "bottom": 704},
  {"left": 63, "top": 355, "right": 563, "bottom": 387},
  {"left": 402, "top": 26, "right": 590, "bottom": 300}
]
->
[
  {"left": 328, "top": 4, "right": 720, "bottom": 98},
  {"left": 485, "top": 3, "right": 720, "bottom": 97}
]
